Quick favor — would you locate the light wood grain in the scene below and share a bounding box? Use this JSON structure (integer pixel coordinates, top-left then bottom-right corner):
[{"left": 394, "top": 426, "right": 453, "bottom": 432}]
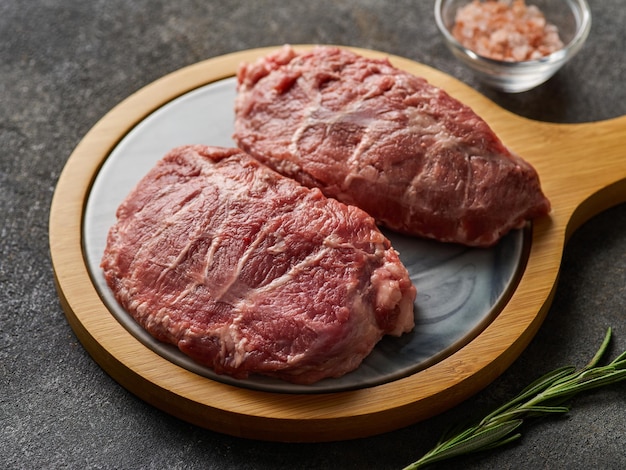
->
[{"left": 49, "top": 46, "right": 626, "bottom": 442}]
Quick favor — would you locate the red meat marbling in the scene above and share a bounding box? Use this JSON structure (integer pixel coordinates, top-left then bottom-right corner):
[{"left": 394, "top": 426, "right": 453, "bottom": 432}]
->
[
  {"left": 234, "top": 46, "right": 550, "bottom": 246},
  {"left": 101, "top": 145, "right": 416, "bottom": 384}
]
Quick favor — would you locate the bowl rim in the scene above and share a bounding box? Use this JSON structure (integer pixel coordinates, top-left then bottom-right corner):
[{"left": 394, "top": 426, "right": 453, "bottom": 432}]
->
[{"left": 434, "top": 0, "right": 592, "bottom": 67}]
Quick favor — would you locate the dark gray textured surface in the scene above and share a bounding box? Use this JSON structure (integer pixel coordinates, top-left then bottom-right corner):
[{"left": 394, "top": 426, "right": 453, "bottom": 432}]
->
[{"left": 1, "top": 1, "right": 625, "bottom": 468}]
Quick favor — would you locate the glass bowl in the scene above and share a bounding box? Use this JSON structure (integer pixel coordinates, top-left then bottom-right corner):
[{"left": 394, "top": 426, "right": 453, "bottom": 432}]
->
[{"left": 434, "top": 0, "right": 592, "bottom": 93}]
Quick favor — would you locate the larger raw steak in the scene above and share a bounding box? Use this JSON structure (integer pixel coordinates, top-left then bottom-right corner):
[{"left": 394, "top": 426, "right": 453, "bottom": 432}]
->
[
  {"left": 233, "top": 46, "right": 551, "bottom": 247},
  {"left": 101, "top": 145, "right": 416, "bottom": 385}
]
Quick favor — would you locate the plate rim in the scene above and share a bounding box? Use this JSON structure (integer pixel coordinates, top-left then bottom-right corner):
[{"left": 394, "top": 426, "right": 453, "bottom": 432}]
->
[{"left": 49, "top": 45, "right": 562, "bottom": 442}]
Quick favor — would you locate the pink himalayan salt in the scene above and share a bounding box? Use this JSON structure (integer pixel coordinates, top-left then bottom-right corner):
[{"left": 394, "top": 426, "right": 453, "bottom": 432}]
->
[{"left": 452, "top": 0, "right": 564, "bottom": 62}]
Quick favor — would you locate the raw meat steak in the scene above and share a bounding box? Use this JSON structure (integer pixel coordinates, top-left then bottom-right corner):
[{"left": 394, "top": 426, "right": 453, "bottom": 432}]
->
[
  {"left": 233, "top": 45, "right": 551, "bottom": 247},
  {"left": 101, "top": 145, "right": 415, "bottom": 385}
]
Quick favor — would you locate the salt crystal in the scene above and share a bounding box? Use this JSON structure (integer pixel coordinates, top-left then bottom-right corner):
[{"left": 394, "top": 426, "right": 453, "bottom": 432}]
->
[{"left": 452, "top": 0, "right": 565, "bottom": 62}]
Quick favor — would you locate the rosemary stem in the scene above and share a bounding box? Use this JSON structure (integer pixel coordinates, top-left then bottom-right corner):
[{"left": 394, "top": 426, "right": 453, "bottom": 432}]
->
[{"left": 402, "top": 327, "right": 626, "bottom": 470}]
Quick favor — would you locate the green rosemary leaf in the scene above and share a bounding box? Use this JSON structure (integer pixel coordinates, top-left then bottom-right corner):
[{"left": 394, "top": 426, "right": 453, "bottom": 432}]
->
[
  {"left": 478, "top": 432, "right": 522, "bottom": 452},
  {"left": 436, "top": 421, "right": 474, "bottom": 446},
  {"left": 434, "top": 426, "right": 478, "bottom": 451},
  {"left": 517, "top": 367, "right": 576, "bottom": 396},
  {"left": 609, "top": 357, "right": 626, "bottom": 369},
  {"left": 585, "top": 327, "right": 612, "bottom": 369},
  {"left": 402, "top": 420, "right": 523, "bottom": 470},
  {"left": 542, "top": 370, "right": 622, "bottom": 397},
  {"left": 402, "top": 328, "right": 626, "bottom": 470},
  {"left": 443, "top": 420, "right": 523, "bottom": 455},
  {"left": 495, "top": 405, "right": 570, "bottom": 421},
  {"left": 481, "top": 366, "right": 574, "bottom": 422},
  {"left": 550, "top": 370, "right": 626, "bottom": 396}
]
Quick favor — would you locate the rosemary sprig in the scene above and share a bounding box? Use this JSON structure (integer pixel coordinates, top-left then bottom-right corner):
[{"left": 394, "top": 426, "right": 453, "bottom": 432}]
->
[{"left": 403, "top": 327, "right": 626, "bottom": 470}]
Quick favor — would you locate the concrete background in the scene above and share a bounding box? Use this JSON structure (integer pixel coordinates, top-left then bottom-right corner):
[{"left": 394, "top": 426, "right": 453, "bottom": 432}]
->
[{"left": 1, "top": 1, "right": 625, "bottom": 468}]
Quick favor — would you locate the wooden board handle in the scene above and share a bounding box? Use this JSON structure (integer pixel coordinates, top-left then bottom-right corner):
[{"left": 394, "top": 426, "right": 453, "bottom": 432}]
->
[{"left": 502, "top": 114, "right": 626, "bottom": 239}]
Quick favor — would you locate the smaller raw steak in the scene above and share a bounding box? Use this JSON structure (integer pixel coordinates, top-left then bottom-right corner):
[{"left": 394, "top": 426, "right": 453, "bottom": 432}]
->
[
  {"left": 101, "top": 145, "right": 415, "bottom": 385},
  {"left": 234, "top": 46, "right": 551, "bottom": 246}
]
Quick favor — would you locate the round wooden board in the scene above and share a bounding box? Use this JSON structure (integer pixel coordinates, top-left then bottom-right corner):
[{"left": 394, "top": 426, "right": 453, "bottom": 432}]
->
[{"left": 49, "top": 46, "right": 626, "bottom": 442}]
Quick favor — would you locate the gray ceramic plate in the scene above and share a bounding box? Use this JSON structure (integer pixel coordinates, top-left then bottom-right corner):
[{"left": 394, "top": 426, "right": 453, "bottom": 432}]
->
[{"left": 83, "top": 77, "right": 528, "bottom": 394}]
